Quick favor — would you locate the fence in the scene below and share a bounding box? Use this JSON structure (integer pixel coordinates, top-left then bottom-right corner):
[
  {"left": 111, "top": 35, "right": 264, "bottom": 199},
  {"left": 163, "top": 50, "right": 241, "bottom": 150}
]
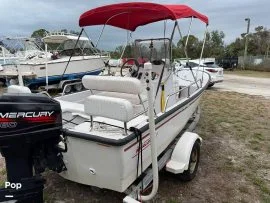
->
[{"left": 238, "top": 55, "right": 270, "bottom": 71}]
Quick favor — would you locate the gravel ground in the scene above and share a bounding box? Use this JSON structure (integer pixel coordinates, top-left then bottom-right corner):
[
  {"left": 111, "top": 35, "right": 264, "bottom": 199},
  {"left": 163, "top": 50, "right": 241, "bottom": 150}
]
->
[{"left": 214, "top": 74, "right": 270, "bottom": 99}]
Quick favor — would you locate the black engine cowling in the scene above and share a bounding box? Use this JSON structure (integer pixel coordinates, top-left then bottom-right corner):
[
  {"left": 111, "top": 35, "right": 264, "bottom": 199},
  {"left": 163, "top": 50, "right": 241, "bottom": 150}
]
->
[{"left": 0, "top": 93, "right": 65, "bottom": 203}]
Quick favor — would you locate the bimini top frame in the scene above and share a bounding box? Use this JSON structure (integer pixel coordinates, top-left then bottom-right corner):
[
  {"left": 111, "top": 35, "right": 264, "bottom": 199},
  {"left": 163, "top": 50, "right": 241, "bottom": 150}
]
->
[{"left": 78, "top": 2, "right": 209, "bottom": 84}]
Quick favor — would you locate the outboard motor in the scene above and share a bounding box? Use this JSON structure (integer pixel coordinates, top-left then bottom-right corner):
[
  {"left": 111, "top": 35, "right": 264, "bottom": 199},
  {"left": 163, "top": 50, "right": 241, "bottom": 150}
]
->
[{"left": 0, "top": 93, "right": 65, "bottom": 203}]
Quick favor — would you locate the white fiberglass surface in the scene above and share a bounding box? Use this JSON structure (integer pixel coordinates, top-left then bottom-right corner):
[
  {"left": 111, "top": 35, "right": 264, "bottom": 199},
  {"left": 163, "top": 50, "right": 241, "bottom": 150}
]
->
[{"left": 57, "top": 69, "right": 209, "bottom": 140}]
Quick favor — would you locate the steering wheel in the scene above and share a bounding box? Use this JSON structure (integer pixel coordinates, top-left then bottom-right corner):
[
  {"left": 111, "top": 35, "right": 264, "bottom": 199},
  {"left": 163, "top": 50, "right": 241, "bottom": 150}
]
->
[{"left": 120, "top": 58, "right": 141, "bottom": 77}]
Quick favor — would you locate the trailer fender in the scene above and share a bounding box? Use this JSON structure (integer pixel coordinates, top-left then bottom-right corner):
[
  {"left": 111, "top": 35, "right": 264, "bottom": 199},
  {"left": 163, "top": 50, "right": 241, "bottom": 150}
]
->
[{"left": 166, "top": 132, "right": 202, "bottom": 174}]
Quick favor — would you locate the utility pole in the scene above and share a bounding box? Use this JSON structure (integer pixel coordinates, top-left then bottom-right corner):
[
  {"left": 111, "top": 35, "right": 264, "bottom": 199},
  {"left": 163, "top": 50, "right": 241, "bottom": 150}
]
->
[
  {"left": 266, "top": 43, "right": 269, "bottom": 58},
  {"left": 243, "top": 18, "right": 250, "bottom": 69}
]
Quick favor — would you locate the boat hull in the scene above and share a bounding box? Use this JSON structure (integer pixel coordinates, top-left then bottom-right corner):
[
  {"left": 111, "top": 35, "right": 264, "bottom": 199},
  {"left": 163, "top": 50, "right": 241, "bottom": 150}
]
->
[
  {"left": 0, "top": 56, "right": 107, "bottom": 88},
  {"left": 60, "top": 92, "right": 202, "bottom": 192}
]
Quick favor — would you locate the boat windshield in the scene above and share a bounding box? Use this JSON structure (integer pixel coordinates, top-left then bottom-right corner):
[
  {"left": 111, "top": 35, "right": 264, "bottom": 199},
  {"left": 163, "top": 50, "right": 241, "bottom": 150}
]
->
[
  {"left": 0, "top": 46, "right": 12, "bottom": 56},
  {"left": 134, "top": 38, "right": 170, "bottom": 63},
  {"left": 58, "top": 39, "right": 97, "bottom": 56}
]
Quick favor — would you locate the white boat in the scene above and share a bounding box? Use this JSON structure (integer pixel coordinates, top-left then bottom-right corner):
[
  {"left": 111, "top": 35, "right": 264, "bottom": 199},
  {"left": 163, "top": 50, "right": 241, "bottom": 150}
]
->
[
  {"left": 0, "top": 2, "right": 210, "bottom": 202},
  {"left": 54, "top": 2, "right": 210, "bottom": 202},
  {"left": 1, "top": 37, "right": 47, "bottom": 64},
  {"left": 0, "top": 33, "right": 109, "bottom": 89},
  {"left": 0, "top": 45, "right": 19, "bottom": 65}
]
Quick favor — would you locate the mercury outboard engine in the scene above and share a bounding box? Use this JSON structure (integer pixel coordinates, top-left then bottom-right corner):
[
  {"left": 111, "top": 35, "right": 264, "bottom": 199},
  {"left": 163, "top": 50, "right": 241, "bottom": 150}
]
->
[{"left": 0, "top": 93, "right": 66, "bottom": 203}]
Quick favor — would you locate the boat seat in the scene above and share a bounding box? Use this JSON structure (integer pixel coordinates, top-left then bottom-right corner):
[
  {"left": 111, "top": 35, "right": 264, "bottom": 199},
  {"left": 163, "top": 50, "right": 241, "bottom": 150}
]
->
[
  {"left": 97, "top": 92, "right": 147, "bottom": 105},
  {"left": 83, "top": 75, "right": 147, "bottom": 118},
  {"left": 84, "top": 95, "right": 134, "bottom": 122},
  {"left": 56, "top": 99, "right": 85, "bottom": 115},
  {"left": 82, "top": 75, "right": 143, "bottom": 94}
]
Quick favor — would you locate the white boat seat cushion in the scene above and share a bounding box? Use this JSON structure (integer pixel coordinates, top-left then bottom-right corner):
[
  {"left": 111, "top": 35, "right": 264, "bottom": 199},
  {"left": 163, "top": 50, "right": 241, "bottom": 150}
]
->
[
  {"left": 97, "top": 92, "right": 147, "bottom": 105},
  {"left": 56, "top": 99, "right": 85, "bottom": 114},
  {"left": 82, "top": 75, "right": 143, "bottom": 94},
  {"left": 84, "top": 95, "right": 134, "bottom": 122}
]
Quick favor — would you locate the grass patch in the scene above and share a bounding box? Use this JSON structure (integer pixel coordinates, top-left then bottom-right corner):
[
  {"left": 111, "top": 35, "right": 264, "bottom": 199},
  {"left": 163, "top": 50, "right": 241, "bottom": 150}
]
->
[
  {"left": 0, "top": 168, "right": 6, "bottom": 187},
  {"left": 245, "top": 172, "right": 270, "bottom": 198},
  {"left": 0, "top": 168, "right": 6, "bottom": 176},
  {"left": 200, "top": 91, "right": 270, "bottom": 202},
  {"left": 262, "top": 195, "right": 270, "bottom": 203},
  {"left": 254, "top": 133, "right": 265, "bottom": 141},
  {"left": 0, "top": 180, "right": 4, "bottom": 187},
  {"left": 224, "top": 70, "right": 270, "bottom": 78},
  {"left": 239, "top": 185, "right": 249, "bottom": 194},
  {"left": 251, "top": 176, "right": 270, "bottom": 195},
  {"left": 166, "top": 199, "right": 180, "bottom": 203}
]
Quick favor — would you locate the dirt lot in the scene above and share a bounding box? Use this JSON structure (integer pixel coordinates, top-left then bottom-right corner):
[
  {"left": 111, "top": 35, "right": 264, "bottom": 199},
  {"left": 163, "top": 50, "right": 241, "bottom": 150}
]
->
[
  {"left": 0, "top": 74, "right": 269, "bottom": 203},
  {"left": 214, "top": 74, "right": 270, "bottom": 99},
  {"left": 225, "top": 70, "right": 270, "bottom": 78}
]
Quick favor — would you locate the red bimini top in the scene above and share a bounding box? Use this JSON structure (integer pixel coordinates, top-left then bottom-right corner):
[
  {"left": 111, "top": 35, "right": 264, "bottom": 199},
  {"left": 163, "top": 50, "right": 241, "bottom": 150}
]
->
[{"left": 79, "top": 2, "right": 209, "bottom": 31}]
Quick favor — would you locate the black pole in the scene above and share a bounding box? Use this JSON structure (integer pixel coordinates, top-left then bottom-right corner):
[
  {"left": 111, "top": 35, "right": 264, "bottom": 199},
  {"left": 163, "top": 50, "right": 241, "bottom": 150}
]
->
[
  {"left": 155, "top": 20, "right": 168, "bottom": 98},
  {"left": 60, "top": 28, "right": 84, "bottom": 82}
]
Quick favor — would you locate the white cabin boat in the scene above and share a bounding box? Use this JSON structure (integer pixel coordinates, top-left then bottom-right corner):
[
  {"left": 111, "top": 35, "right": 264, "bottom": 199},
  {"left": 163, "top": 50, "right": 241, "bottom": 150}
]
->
[
  {"left": 0, "top": 33, "right": 109, "bottom": 89},
  {"left": 0, "top": 45, "right": 18, "bottom": 65}
]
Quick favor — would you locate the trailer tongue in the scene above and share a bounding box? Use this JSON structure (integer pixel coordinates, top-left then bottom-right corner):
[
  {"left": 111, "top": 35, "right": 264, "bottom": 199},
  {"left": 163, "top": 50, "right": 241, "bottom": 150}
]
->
[{"left": 0, "top": 93, "right": 66, "bottom": 202}]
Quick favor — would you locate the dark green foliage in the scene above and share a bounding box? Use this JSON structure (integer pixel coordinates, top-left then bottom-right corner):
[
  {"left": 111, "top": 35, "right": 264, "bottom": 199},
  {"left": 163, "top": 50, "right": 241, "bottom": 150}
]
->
[
  {"left": 31, "top": 28, "right": 48, "bottom": 38},
  {"left": 172, "top": 30, "right": 226, "bottom": 59},
  {"left": 226, "top": 26, "right": 270, "bottom": 57}
]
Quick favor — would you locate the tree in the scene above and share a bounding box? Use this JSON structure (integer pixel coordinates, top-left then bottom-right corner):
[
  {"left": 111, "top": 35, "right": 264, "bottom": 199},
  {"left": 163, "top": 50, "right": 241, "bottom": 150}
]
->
[
  {"left": 203, "top": 30, "right": 225, "bottom": 58},
  {"left": 172, "top": 30, "right": 226, "bottom": 59},
  {"left": 226, "top": 37, "right": 244, "bottom": 57},
  {"left": 110, "top": 44, "right": 134, "bottom": 59},
  {"left": 70, "top": 30, "right": 80, "bottom": 35},
  {"left": 174, "top": 35, "right": 201, "bottom": 59},
  {"left": 226, "top": 26, "right": 270, "bottom": 57},
  {"left": 61, "top": 29, "right": 68, "bottom": 34},
  {"left": 31, "top": 29, "right": 48, "bottom": 38}
]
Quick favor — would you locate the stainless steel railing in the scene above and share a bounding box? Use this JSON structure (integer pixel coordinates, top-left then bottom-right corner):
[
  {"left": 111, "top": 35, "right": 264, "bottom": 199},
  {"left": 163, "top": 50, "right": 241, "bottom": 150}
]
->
[{"left": 164, "top": 79, "right": 202, "bottom": 111}]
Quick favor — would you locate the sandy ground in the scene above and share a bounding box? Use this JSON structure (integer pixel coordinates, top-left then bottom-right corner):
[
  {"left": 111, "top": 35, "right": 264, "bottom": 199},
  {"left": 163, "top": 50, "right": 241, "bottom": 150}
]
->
[{"left": 214, "top": 74, "right": 270, "bottom": 99}]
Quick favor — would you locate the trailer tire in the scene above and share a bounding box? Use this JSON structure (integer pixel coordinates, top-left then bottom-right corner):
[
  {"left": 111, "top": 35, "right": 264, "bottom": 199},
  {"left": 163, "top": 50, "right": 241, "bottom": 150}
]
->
[
  {"left": 74, "top": 83, "right": 83, "bottom": 92},
  {"left": 178, "top": 140, "right": 200, "bottom": 181},
  {"left": 64, "top": 84, "right": 72, "bottom": 94},
  {"left": 0, "top": 78, "right": 6, "bottom": 87}
]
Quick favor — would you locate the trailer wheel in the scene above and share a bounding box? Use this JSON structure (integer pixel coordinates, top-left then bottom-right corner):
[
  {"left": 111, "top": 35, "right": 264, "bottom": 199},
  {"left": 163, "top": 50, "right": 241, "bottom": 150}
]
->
[
  {"left": 178, "top": 140, "right": 200, "bottom": 181},
  {"left": 64, "top": 84, "right": 72, "bottom": 94},
  {"left": 74, "top": 83, "right": 83, "bottom": 92},
  {"left": 0, "top": 78, "right": 6, "bottom": 87}
]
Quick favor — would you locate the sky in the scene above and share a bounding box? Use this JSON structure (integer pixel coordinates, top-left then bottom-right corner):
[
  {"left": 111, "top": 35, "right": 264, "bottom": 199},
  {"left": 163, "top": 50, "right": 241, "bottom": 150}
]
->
[{"left": 0, "top": 0, "right": 269, "bottom": 50}]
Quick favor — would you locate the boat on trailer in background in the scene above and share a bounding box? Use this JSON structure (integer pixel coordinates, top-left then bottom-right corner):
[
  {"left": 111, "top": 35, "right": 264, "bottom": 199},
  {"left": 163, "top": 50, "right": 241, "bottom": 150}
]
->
[
  {"left": 0, "top": 2, "right": 210, "bottom": 203},
  {"left": 0, "top": 45, "right": 19, "bottom": 65},
  {"left": 0, "top": 32, "right": 109, "bottom": 92}
]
